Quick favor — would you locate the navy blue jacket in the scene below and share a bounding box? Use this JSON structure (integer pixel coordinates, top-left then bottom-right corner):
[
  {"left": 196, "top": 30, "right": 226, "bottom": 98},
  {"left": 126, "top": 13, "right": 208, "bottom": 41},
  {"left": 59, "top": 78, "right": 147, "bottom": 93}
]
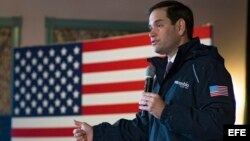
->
[{"left": 93, "top": 38, "right": 236, "bottom": 141}]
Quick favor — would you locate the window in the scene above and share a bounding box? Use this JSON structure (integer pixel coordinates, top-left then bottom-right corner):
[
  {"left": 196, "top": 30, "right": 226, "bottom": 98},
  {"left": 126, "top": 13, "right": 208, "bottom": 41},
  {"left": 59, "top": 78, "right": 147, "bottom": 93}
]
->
[
  {"left": 0, "top": 17, "right": 21, "bottom": 115},
  {"left": 46, "top": 17, "right": 148, "bottom": 44}
]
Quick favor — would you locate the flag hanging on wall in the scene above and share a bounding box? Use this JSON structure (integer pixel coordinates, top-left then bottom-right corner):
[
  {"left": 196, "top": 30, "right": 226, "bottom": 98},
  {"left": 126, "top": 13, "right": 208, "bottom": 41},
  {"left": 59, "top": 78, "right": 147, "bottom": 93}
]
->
[{"left": 11, "top": 25, "right": 212, "bottom": 141}]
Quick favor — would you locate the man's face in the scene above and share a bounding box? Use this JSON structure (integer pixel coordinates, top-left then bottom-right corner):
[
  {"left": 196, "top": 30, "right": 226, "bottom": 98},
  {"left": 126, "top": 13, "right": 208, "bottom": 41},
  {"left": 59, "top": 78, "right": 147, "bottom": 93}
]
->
[{"left": 148, "top": 8, "right": 180, "bottom": 55}]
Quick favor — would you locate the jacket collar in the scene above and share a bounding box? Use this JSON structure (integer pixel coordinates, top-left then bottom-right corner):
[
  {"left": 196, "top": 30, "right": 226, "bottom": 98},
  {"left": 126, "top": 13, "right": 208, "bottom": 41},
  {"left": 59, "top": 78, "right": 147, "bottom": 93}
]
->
[{"left": 147, "top": 37, "right": 201, "bottom": 83}]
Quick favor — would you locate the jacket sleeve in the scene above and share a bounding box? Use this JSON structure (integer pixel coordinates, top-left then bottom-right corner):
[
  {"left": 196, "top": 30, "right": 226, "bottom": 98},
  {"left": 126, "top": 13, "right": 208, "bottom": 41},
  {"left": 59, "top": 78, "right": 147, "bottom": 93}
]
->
[
  {"left": 160, "top": 60, "right": 236, "bottom": 141},
  {"left": 93, "top": 112, "right": 149, "bottom": 141}
]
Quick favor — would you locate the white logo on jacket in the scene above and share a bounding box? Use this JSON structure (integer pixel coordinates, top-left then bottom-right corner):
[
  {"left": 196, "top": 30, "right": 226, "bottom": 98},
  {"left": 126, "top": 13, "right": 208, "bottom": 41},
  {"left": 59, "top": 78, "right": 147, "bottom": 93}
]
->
[{"left": 174, "top": 81, "right": 189, "bottom": 89}]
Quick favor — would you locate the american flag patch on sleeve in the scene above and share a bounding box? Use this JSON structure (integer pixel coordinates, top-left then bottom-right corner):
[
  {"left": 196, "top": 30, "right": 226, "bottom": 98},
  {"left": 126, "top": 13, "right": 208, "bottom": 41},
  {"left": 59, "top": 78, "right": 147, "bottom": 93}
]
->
[{"left": 209, "top": 85, "right": 229, "bottom": 97}]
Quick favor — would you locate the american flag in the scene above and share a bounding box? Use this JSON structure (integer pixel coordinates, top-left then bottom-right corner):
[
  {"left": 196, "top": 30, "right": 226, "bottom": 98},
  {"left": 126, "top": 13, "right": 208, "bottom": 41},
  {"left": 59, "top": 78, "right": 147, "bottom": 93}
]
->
[
  {"left": 12, "top": 25, "right": 212, "bottom": 141},
  {"left": 209, "top": 85, "right": 229, "bottom": 97}
]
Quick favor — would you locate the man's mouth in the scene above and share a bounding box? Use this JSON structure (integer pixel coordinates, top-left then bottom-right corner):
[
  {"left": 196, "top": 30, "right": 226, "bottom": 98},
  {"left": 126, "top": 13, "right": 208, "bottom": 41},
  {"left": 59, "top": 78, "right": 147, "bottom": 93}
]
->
[{"left": 151, "top": 39, "right": 159, "bottom": 46}]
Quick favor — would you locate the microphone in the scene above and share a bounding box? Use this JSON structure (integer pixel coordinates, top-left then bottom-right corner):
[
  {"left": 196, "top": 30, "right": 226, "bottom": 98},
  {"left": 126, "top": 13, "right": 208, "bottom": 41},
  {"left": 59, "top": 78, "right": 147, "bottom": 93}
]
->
[{"left": 141, "top": 65, "right": 156, "bottom": 117}]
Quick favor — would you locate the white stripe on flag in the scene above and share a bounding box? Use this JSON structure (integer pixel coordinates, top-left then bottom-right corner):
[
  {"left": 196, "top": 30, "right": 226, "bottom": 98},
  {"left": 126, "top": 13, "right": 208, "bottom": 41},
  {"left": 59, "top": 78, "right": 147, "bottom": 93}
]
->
[
  {"left": 82, "top": 90, "right": 142, "bottom": 106},
  {"left": 82, "top": 68, "right": 145, "bottom": 85},
  {"left": 12, "top": 113, "right": 135, "bottom": 128},
  {"left": 12, "top": 137, "right": 74, "bottom": 141},
  {"left": 83, "top": 45, "right": 157, "bottom": 64}
]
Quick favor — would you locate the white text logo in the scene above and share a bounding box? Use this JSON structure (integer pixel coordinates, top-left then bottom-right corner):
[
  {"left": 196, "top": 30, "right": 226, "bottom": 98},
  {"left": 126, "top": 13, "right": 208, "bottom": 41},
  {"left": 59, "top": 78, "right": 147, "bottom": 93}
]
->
[{"left": 174, "top": 81, "right": 189, "bottom": 89}]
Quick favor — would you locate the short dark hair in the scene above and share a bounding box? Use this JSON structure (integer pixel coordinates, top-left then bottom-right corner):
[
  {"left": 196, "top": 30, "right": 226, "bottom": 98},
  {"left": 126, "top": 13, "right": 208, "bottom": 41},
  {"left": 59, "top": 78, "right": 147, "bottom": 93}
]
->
[{"left": 149, "top": 0, "right": 194, "bottom": 40}]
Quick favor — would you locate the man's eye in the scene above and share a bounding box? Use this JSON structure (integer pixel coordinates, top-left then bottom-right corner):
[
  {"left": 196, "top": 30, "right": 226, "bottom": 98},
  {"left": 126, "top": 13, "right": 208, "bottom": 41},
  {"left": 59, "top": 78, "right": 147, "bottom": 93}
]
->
[
  {"left": 148, "top": 26, "right": 152, "bottom": 31},
  {"left": 156, "top": 24, "right": 163, "bottom": 28}
]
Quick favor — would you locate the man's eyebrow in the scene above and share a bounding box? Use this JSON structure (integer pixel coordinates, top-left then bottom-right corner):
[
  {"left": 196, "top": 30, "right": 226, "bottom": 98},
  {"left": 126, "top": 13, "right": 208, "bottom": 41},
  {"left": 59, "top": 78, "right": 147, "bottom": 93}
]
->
[
  {"left": 154, "top": 19, "right": 164, "bottom": 23},
  {"left": 149, "top": 19, "right": 164, "bottom": 26}
]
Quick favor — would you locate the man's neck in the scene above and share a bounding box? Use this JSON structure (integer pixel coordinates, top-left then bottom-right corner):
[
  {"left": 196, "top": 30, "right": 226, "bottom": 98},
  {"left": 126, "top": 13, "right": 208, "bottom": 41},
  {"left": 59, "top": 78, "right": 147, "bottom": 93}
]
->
[
  {"left": 167, "top": 49, "right": 178, "bottom": 63},
  {"left": 168, "top": 37, "right": 191, "bottom": 61}
]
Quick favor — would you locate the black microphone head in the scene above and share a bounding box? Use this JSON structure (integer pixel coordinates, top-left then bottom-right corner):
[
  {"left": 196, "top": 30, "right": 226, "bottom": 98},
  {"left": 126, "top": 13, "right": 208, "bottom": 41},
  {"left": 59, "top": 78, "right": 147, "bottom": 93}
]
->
[{"left": 145, "top": 65, "right": 156, "bottom": 78}]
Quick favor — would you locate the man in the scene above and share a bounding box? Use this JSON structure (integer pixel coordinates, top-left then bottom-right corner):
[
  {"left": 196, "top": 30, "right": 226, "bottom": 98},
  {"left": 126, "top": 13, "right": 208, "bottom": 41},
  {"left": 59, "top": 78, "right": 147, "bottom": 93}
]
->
[{"left": 73, "top": 1, "right": 236, "bottom": 140}]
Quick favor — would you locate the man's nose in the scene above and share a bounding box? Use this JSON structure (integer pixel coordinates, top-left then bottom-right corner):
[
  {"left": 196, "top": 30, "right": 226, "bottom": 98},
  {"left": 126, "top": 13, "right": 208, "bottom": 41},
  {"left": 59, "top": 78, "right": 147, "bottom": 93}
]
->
[{"left": 149, "top": 29, "right": 156, "bottom": 37}]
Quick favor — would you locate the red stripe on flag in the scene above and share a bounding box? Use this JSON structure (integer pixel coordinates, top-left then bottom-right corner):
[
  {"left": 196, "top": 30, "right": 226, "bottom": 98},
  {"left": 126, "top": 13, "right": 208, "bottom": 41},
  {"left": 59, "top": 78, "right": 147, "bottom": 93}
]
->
[
  {"left": 193, "top": 25, "right": 212, "bottom": 38},
  {"left": 83, "top": 80, "right": 144, "bottom": 94},
  {"left": 83, "top": 34, "right": 151, "bottom": 52},
  {"left": 12, "top": 127, "right": 74, "bottom": 137},
  {"left": 83, "top": 58, "right": 149, "bottom": 73},
  {"left": 82, "top": 103, "right": 139, "bottom": 115}
]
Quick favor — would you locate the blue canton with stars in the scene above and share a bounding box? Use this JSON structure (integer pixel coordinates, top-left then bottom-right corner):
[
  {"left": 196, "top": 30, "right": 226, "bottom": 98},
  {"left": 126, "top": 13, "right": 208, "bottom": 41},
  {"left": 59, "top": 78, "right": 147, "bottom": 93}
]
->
[{"left": 12, "top": 43, "right": 82, "bottom": 117}]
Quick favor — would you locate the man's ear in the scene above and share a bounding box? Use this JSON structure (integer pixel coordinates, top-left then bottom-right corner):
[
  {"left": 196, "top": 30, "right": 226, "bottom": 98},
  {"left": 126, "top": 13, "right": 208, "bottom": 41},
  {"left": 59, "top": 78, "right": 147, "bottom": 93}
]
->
[{"left": 176, "top": 18, "right": 186, "bottom": 36}]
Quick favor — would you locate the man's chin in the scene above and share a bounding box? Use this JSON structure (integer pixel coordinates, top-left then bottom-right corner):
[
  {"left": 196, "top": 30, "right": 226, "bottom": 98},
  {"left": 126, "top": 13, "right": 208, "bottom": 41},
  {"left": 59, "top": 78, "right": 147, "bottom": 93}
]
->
[{"left": 154, "top": 49, "right": 165, "bottom": 55}]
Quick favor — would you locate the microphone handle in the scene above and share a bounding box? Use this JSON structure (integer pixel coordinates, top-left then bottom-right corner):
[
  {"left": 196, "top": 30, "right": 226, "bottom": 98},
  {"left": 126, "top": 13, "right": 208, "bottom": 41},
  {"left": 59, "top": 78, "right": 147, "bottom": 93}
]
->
[
  {"left": 141, "top": 77, "right": 153, "bottom": 117},
  {"left": 144, "top": 77, "right": 153, "bottom": 92}
]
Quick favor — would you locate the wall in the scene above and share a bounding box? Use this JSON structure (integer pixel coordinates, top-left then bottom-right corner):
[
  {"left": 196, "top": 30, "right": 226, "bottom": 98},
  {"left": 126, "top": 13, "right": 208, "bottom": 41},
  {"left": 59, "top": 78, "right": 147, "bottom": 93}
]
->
[{"left": 0, "top": 0, "right": 247, "bottom": 124}]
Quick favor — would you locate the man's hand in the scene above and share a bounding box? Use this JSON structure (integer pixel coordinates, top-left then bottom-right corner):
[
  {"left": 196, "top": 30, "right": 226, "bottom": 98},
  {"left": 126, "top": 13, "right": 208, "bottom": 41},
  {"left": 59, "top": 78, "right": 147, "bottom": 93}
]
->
[
  {"left": 139, "top": 92, "right": 165, "bottom": 119},
  {"left": 73, "top": 120, "right": 93, "bottom": 141}
]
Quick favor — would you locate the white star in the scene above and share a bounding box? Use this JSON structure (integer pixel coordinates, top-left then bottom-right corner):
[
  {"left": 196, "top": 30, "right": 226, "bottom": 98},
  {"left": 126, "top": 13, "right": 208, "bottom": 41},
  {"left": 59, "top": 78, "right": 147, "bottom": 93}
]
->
[
  {"left": 73, "top": 90, "right": 80, "bottom": 98},
  {"left": 37, "top": 106, "right": 43, "bottom": 114},
  {"left": 49, "top": 92, "right": 55, "bottom": 100},
  {"left": 20, "top": 58, "right": 26, "bottom": 66},
  {"left": 42, "top": 99, "right": 48, "bottom": 107},
  {"left": 60, "top": 105, "right": 66, "bottom": 114},
  {"left": 32, "top": 58, "right": 37, "bottom": 65},
  {"left": 74, "top": 46, "right": 80, "bottom": 54},
  {"left": 43, "top": 71, "right": 49, "bottom": 79},
  {"left": 15, "top": 80, "right": 20, "bottom": 87},
  {"left": 60, "top": 62, "right": 67, "bottom": 70},
  {"left": 14, "top": 94, "right": 20, "bottom": 101},
  {"left": 37, "top": 64, "right": 43, "bottom": 72},
  {"left": 43, "top": 85, "right": 49, "bottom": 93},
  {"left": 55, "top": 56, "right": 61, "bottom": 64},
  {"left": 20, "top": 100, "right": 26, "bottom": 108},
  {"left": 38, "top": 50, "right": 44, "bottom": 58},
  {"left": 25, "top": 79, "right": 31, "bottom": 86},
  {"left": 55, "top": 84, "right": 61, "bottom": 93},
  {"left": 31, "top": 100, "right": 37, "bottom": 108},
  {"left": 37, "top": 92, "right": 43, "bottom": 100},
  {"left": 61, "top": 91, "right": 66, "bottom": 99},
  {"left": 15, "top": 52, "right": 20, "bottom": 59},
  {"left": 73, "top": 105, "right": 80, "bottom": 113},
  {"left": 37, "top": 78, "right": 43, "bottom": 86},
  {"left": 61, "top": 48, "right": 67, "bottom": 56},
  {"left": 26, "top": 65, "right": 31, "bottom": 73},
  {"left": 14, "top": 107, "right": 20, "bottom": 115},
  {"left": 67, "top": 55, "right": 73, "bottom": 63},
  {"left": 25, "top": 93, "right": 31, "bottom": 101},
  {"left": 20, "top": 72, "right": 26, "bottom": 80},
  {"left": 61, "top": 77, "right": 66, "bottom": 85},
  {"left": 66, "top": 98, "right": 73, "bottom": 106},
  {"left": 67, "top": 84, "right": 73, "bottom": 92},
  {"left": 49, "top": 78, "right": 55, "bottom": 85},
  {"left": 15, "top": 66, "right": 20, "bottom": 73},
  {"left": 31, "top": 72, "right": 37, "bottom": 80},
  {"left": 55, "top": 70, "right": 61, "bottom": 78},
  {"left": 49, "top": 63, "right": 55, "bottom": 71},
  {"left": 14, "top": 93, "right": 20, "bottom": 101},
  {"left": 25, "top": 107, "right": 31, "bottom": 115},
  {"left": 26, "top": 51, "right": 32, "bottom": 59},
  {"left": 67, "top": 69, "right": 73, "bottom": 77},
  {"left": 48, "top": 106, "right": 55, "bottom": 114},
  {"left": 31, "top": 86, "right": 37, "bottom": 94},
  {"left": 55, "top": 99, "right": 61, "bottom": 107},
  {"left": 49, "top": 49, "right": 55, "bottom": 57},
  {"left": 73, "top": 76, "right": 80, "bottom": 84},
  {"left": 20, "top": 86, "right": 26, "bottom": 94},
  {"left": 73, "top": 61, "right": 80, "bottom": 69},
  {"left": 43, "top": 57, "right": 49, "bottom": 65}
]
